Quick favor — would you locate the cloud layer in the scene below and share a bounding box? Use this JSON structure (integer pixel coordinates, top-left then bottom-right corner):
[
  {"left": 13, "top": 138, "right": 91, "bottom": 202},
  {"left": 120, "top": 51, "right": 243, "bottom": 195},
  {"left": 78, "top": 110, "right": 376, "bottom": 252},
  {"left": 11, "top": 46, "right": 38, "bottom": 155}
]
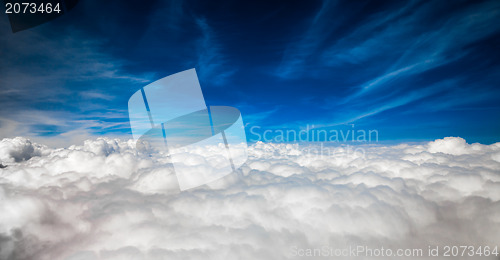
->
[{"left": 0, "top": 137, "right": 499, "bottom": 259}]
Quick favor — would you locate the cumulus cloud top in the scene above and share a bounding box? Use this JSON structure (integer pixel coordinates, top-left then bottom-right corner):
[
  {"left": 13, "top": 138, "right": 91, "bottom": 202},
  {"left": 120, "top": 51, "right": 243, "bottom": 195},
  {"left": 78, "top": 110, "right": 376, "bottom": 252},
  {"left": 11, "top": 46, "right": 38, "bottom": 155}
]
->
[
  {"left": 0, "top": 137, "right": 48, "bottom": 163},
  {"left": 0, "top": 137, "right": 499, "bottom": 259}
]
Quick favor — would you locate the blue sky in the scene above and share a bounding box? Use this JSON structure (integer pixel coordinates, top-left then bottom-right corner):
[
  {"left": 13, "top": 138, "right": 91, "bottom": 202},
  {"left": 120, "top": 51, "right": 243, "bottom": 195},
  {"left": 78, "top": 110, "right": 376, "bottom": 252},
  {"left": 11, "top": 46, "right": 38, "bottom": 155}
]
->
[{"left": 0, "top": 0, "right": 499, "bottom": 145}]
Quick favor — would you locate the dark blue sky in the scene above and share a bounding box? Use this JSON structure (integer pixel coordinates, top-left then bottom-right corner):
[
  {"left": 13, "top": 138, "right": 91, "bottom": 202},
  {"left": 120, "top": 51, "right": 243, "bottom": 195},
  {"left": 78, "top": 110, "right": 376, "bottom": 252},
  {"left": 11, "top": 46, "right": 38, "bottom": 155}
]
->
[{"left": 1, "top": 0, "right": 499, "bottom": 145}]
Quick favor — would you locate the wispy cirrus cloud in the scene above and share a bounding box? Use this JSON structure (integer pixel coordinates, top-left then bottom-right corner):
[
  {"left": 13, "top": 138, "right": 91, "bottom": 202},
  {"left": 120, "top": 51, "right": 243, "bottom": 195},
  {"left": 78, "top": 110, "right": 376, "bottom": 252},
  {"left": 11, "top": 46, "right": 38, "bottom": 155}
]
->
[
  {"left": 343, "top": 0, "right": 500, "bottom": 98},
  {"left": 0, "top": 16, "right": 152, "bottom": 143},
  {"left": 194, "top": 18, "right": 237, "bottom": 86},
  {"left": 274, "top": 0, "right": 338, "bottom": 79},
  {"left": 273, "top": 0, "right": 500, "bottom": 129}
]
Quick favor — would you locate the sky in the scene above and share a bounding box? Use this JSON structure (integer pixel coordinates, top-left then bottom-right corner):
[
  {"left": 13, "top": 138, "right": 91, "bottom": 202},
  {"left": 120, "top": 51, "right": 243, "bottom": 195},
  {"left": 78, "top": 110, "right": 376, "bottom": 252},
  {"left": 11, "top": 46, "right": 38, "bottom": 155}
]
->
[{"left": 1, "top": 0, "right": 500, "bottom": 145}]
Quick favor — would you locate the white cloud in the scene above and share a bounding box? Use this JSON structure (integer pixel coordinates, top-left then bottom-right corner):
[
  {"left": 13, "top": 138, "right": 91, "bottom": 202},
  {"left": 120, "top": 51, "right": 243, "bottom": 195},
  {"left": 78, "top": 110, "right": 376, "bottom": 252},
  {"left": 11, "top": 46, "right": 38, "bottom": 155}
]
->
[
  {"left": 0, "top": 137, "right": 47, "bottom": 163},
  {"left": 0, "top": 137, "right": 499, "bottom": 259}
]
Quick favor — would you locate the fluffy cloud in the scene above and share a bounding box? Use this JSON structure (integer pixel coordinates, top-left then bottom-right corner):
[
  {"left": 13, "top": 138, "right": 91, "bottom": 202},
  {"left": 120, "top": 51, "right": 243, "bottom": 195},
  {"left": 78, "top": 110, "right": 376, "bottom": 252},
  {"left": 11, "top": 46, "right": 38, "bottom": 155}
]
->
[
  {"left": 0, "top": 137, "right": 47, "bottom": 163},
  {"left": 0, "top": 137, "right": 499, "bottom": 259}
]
